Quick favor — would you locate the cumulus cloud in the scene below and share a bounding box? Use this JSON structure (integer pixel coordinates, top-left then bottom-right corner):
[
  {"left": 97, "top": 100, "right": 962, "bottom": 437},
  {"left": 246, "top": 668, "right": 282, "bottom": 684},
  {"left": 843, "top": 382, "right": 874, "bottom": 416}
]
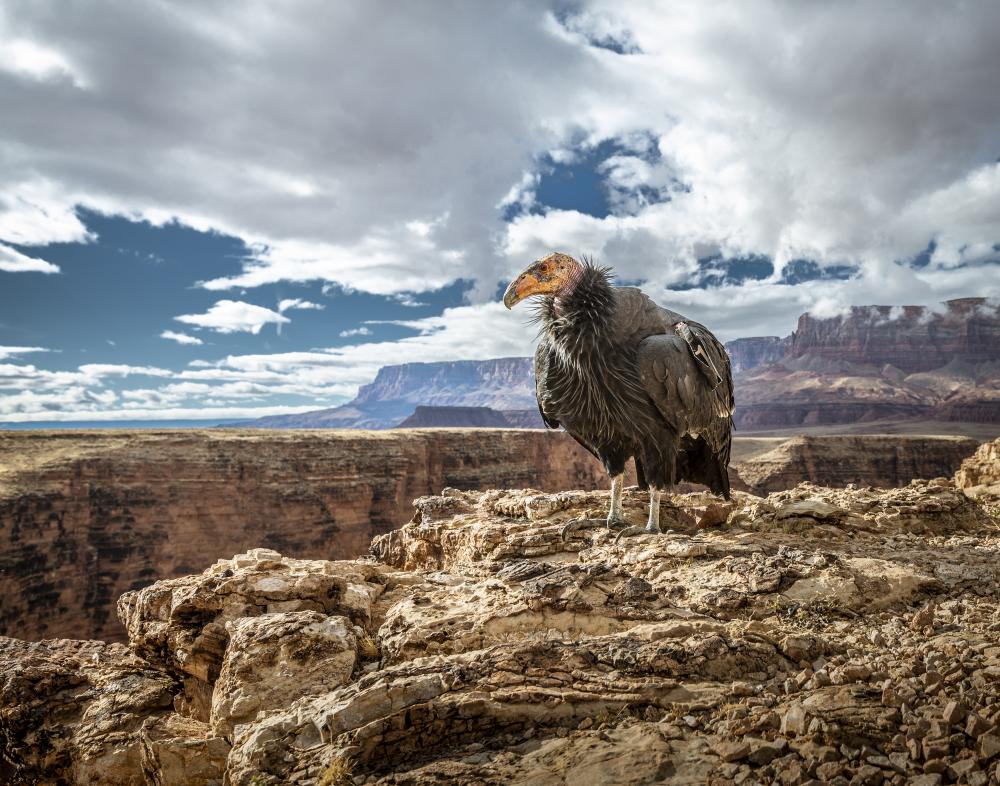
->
[
  {"left": 338, "top": 326, "right": 372, "bottom": 338},
  {"left": 503, "top": 2, "right": 1000, "bottom": 291},
  {"left": 0, "top": 1, "right": 634, "bottom": 298},
  {"left": 2, "top": 0, "right": 998, "bottom": 315},
  {"left": 177, "top": 301, "right": 539, "bottom": 399},
  {"left": 160, "top": 330, "right": 203, "bottom": 345},
  {"left": 0, "top": 34, "right": 85, "bottom": 86},
  {"left": 175, "top": 300, "right": 289, "bottom": 335},
  {"left": 0, "top": 302, "right": 540, "bottom": 421},
  {"left": 0, "top": 346, "right": 49, "bottom": 360},
  {"left": 277, "top": 298, "right": 324, "bottom": 313},
  {"left": 0, "top": 243, "right": 60, "bottom": 273},
  {"left": 76, "top": 364, "right": 172, "bottom": 378},
  {"left": 0, "top": 181, "right": 93, "bottom": 246}
]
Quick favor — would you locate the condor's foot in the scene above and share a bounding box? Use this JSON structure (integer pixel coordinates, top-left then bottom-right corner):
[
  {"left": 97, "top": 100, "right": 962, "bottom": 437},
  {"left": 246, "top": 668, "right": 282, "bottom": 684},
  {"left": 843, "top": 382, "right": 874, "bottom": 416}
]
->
[
  {"left": 613, "top": 523, "right": 663, "bottom": 544},
  {"left": 560, "top": 515, "right": 627, "bottom": 541}
]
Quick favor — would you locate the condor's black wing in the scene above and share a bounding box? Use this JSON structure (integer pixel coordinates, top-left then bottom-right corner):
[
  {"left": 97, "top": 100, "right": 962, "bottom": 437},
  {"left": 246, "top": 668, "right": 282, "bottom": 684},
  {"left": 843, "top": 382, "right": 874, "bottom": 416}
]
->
[{"left": 635, "top": 321, "right": 734, "bottom": 443}]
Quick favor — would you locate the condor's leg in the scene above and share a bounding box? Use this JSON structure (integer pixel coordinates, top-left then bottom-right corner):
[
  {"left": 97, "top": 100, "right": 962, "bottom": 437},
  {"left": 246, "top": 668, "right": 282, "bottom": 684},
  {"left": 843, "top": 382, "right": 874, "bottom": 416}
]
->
[
  {"left": 560, "top": 471, "right": 627, "bottom": 540},
  {"left": 614, "top": 449, "right": 672, "bottom": 543},
  {"left": 613, "top": 486, "right": 665, "bottom": 542},
  {"left": 606, "top": 472, "right": 625, "bottom": 527},
  {"left": 561, "top": 452, "right": 628, "bottom": 541}
]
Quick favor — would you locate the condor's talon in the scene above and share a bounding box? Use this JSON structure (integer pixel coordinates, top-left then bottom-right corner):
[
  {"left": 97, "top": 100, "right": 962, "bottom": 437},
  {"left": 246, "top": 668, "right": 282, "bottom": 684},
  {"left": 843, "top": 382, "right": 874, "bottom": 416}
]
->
[
  {"left": 560, "top": 518, "right": 604, "bottom": 541},
  {"left": 606, "top": 514, "right": 627, "bottom": 530},
  {"left": 613, "top": 524, "right": 662, "bottom": 544}
]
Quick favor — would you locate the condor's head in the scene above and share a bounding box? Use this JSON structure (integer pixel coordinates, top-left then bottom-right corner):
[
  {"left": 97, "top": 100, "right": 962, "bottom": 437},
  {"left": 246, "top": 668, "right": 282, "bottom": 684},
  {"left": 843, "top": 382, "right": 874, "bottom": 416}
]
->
[{"left": 502, "top": 252, "right": 583, "bottom": 309}]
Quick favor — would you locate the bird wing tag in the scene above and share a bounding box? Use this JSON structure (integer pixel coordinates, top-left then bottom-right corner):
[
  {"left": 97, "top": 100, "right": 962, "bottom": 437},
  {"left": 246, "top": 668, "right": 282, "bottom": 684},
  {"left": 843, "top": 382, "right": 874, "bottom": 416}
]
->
[{"left": 674, "top": 321, "right": 723, "bottom": 389}]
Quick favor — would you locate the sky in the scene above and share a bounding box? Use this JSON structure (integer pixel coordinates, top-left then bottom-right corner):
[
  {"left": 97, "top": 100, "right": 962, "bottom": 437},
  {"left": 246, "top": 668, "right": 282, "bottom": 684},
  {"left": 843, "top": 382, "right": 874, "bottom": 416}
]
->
[{"left": 1, "top": 0, "right": 999, "bottom": 423}]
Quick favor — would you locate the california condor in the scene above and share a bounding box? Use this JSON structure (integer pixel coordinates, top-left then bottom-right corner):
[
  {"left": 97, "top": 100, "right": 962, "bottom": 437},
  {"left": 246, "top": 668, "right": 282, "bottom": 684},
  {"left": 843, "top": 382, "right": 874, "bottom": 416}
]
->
[{"left": 503, "top": 252, "right": 734, "bottom": 540}]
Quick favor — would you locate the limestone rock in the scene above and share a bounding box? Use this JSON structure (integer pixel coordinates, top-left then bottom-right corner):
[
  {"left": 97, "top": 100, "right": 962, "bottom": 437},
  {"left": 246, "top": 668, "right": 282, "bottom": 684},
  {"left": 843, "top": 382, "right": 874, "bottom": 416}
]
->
[
  {"left": 0, "top": 637, "right": 174, "bottom": 785},
  {"left": 212, "top": 611, "right": 358, "bottom": 735},
  {"left": 139, "top": 714, "right": 229, "bottom": 786},
  {"left": 117, "top": 549, "right": 388, "bottom": 726}
]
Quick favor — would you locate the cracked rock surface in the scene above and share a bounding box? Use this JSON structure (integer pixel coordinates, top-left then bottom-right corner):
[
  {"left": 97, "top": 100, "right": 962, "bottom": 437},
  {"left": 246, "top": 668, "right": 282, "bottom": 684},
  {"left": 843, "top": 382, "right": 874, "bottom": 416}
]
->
[{"left": 2, "top": 478, "right": 1000, "bottom": 785}]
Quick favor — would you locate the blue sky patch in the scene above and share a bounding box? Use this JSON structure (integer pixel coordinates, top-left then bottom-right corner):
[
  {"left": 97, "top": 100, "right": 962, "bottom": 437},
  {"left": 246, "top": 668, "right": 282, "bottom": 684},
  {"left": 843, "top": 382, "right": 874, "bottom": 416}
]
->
[{"left": 1, "top": 210, "right": 467, "bottom": 374}]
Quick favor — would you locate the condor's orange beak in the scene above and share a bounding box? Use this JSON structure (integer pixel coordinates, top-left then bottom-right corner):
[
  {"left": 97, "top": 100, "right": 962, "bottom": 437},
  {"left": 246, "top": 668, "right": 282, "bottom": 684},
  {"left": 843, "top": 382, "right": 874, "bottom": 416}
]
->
[
  {"left": 502, "top": 268, "right": 545, "bottom": 309},
  {"left": 502, "top": 252, "right": 580, "bottom": 309}
]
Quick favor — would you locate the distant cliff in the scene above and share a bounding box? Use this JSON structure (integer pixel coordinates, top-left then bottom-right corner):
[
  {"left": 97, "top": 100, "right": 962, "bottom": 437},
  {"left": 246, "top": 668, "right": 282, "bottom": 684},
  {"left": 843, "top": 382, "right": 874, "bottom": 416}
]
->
[
  {"left": 399, "top": 406, "right": 512, "bottom": 428},
  {"left": 725, "top": 336, "right": 789, "bottom": 373},
  {"left": 237, "top": 357, "right": 536, "bottom": 429},
  {"left": 399, "top": 406, "right": 546, "bottom": 428},
  {"left": 786, "top": 298, "right": 1000, "bottom": 372}
]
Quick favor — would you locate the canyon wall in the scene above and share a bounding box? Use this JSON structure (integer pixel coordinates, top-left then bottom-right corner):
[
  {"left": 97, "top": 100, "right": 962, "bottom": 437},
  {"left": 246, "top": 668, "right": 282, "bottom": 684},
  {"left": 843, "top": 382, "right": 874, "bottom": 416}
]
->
[
  {"left": 0, "top": 429, "right": 611, "bottom": 643},
  {"left": 737, "top": 435, "right": 980, "bottom": 494},
  {"left": 0, "top": 430, "right": 985, "bottom": 643},
  {"left": 734, "top": 298, "right": 1000, "bottom": 429}
]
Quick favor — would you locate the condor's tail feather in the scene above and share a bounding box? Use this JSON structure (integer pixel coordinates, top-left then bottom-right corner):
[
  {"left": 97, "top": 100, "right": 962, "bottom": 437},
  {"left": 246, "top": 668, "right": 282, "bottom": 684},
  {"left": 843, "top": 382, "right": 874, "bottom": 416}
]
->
[{"left": 676, "top": 435, "right": 731, "bottom": 499}]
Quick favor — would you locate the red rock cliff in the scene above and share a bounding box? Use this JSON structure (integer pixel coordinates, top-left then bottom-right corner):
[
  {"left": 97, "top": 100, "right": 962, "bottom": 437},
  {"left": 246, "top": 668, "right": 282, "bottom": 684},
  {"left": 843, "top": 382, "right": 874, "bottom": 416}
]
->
[{"left": 786, "top": 298, "right": 1000, "bottom": 372}]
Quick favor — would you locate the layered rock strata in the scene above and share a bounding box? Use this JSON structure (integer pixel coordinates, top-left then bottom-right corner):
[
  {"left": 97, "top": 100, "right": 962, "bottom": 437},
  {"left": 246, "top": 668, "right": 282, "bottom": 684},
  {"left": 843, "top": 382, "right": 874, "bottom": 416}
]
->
[
  {"left": 734, "top": 298, "right": 1000, "bottom": 429},
  {"left": 0, "top": 431, "right": 987, "bottom": 643},
  {"left": 2, "top": 479, "right": 999, "bottom": 785}
]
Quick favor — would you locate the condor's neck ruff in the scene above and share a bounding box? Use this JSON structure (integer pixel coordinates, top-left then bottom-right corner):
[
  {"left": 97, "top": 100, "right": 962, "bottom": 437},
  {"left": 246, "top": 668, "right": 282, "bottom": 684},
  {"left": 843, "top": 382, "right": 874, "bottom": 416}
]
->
[{"left": 542, "top": 263, "right": 615, "bottom": 335}]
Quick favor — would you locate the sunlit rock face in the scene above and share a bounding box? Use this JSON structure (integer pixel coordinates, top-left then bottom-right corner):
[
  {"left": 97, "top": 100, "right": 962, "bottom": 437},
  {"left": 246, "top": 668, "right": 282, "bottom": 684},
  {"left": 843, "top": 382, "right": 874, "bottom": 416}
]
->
[
  {"left": 955, "top": 437, "right": 1000, "bottom": 501},
  {"left": 3, "top": 470, "right": 999, "bottom": 785},
  {"left": 785, "top": 299, "right": 1000, "bottom": 373}
]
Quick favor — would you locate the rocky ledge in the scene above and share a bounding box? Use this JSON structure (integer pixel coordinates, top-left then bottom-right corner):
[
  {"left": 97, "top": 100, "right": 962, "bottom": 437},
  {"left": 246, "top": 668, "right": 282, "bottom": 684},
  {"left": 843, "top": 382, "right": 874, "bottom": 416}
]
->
[
  {"left": 956, "top": 438, "right": 1000, "bottom": 503},
  {"left": 2, "top": 480, "right": 1000, "bottom": 785}
]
